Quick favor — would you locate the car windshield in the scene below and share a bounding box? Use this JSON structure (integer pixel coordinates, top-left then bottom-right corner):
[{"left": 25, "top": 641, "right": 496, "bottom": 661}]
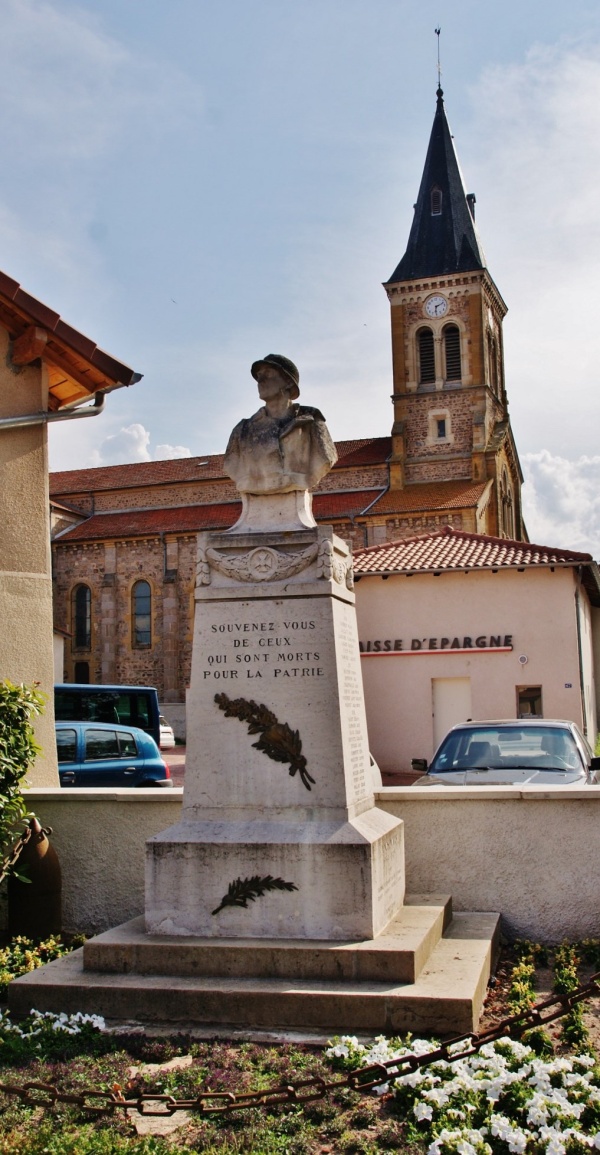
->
[{"left": 429, "top": 725, "right": 583, "bottom": 773}]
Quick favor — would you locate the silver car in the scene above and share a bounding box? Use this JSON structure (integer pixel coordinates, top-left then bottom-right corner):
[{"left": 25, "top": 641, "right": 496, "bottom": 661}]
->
[{"left": 412, "top": 719, "right": 600, "bottom": 785}]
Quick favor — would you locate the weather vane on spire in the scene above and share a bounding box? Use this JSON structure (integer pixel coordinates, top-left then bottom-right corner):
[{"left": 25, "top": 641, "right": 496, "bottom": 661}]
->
[{"left": 435, "top": 26, "right": 442, "bottom": 92}]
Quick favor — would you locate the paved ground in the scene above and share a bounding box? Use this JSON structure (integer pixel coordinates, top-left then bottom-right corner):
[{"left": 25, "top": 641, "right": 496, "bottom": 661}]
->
[
  {"left": 162, "top": 746, "right": 186, "bottom": 787},
  {"left": 162, "top": 748, "right": 419, "bottom": 789}
]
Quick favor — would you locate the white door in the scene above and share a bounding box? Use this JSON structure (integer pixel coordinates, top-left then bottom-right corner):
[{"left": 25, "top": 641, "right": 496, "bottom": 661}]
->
[{"left": 432, "top": 678, "right": 472, "bottom": 751}]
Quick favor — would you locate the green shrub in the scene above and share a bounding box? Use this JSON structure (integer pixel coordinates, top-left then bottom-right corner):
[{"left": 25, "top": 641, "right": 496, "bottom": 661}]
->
[
  {"left": 0, "top": 680, "right": 44, "bottom": 877},
  {"left": 0, "top": 933, "right": 85, "bottom": 997}
]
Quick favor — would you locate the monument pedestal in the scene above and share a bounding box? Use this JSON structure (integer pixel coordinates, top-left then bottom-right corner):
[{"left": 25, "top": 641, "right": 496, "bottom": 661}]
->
[
  {"left": 9, "top": 523, "right": 501, "bottom": 1034},
  {"left": 146, "top": 526, "right": 405, "bottom": 940}
]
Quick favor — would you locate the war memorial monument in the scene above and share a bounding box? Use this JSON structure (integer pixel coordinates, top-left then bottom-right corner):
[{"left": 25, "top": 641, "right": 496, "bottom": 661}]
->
[{"left": 11, "top": 356, "right": 499, "bottom": 1034}]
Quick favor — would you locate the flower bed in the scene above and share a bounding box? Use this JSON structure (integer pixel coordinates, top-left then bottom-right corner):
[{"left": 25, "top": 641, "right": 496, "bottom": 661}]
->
[
  {"left": 326, "top": 1034, "right": 600, "bottom": 1153},
  {"left": 0, "top": 938, "right": 597, "bottom": 1153}
]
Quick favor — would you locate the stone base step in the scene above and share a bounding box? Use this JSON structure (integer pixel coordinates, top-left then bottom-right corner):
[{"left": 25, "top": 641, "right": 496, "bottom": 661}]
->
[
  {"left": 83, "top": 894, "right": 452, "bottom": 985},
  {"left": 9, "top": 912, "right": 500, "bottom": 1037}
]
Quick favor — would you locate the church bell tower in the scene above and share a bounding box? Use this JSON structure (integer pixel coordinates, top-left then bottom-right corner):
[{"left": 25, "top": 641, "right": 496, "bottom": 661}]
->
[{"left": 384, "top": 87, "right": 525, "bottom": 540}]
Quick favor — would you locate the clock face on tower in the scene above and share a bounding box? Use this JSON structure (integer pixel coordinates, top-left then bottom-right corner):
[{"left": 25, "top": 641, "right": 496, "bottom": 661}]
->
[{"left": 424, "top": 294, "right": 448, "bottom": 318}]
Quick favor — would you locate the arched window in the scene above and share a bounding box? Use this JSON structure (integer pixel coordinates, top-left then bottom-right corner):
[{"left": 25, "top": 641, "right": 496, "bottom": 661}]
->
[
  {"left": 132, "top": 580, "right": 152, "bottom": 648},
  {"left": 418, "top": 327, "right": 435, "bottom": 385},
  {"left": 73, "top": 584, "right": 91, "bottom": 650},
  {"left": 443, "top": 324, "right": 461, "bottom": 381},
  {"left": 431, "top": 186, "right": 442, "bottom": 215}
]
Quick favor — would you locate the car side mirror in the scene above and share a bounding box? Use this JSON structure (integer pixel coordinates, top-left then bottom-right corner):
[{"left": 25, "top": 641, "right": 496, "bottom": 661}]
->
[
  {"left": 590, "top": 757, "right": 600, "bottom": 773},
  {"left": 411, "top": 758, "right": 428, "bottom": 773}
]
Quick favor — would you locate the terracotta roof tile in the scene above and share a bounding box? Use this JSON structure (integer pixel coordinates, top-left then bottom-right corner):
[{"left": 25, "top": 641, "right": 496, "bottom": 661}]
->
[
  {"left": 54, "top": 504, "right": 241, "bottom": 542},
  {"left": 49, "top": 438, "right": 392, "bottom": 497},
  {"left": 0, "top": 268, "right": 140, "bottom": 397},
  {"left": 367, "top": 479, "right": 489, "bottom": 515},
  {"left": 313, "top": 490, "right": 385, "bottom": 518},
  {"left": 53, "top": 489, "right": 384, "bottom": 543},
  {"left": 334, "top": 438, "right": 391, "bottom": 467},
  {"left": 50, "top": 454, "right": 227, "bottom": 495},
  {"left": 354, "top": 525, "right": 595, "bottom": 575}
]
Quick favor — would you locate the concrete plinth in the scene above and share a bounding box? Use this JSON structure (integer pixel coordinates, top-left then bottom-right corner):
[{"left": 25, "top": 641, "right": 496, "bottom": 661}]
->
[
  {"left": 104, "top": 896, "right": 450, "bottom": 984},
  {"left": 9, "top": 908, "right": 500, "bottom": 1037},
  {"left": 146, "top": 812, "right": 404, "bottom": 940}
]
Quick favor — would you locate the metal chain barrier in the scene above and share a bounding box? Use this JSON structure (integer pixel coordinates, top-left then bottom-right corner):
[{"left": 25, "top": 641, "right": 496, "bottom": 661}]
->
[
  {"left": 0, "top": 825, "right": 33, "bottom": 887},
  {"left": 0, "top": 972, "right": 597, "bottom": 1118}
]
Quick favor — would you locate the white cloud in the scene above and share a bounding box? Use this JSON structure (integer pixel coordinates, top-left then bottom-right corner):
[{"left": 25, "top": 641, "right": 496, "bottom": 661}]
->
[
  {"left": 155, "top": 444, "right": 192, "bottom": 460},
  {"left": 0, "top": 0, "right": 205, "bottom": 333},
  {"left": 465, "top": 42, "right": 600, "bottom": 459},
  {"left": 86, "top": 424, "right": 192, "bottom": 467},
  {"left": 91, "top": 424, "right": 151, "bottom": 466},
  {"left": 0, "top": 0, "right": 203, "bottom": 165},
  {"left": 521, "top": 451, "right": 600, "bottom": 557}
]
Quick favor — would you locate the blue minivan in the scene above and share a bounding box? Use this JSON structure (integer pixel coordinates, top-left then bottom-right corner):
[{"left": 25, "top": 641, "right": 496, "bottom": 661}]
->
[
  {"left": 56, "top": 721, "right": 172, "bottom": 787},
  {"left": 55, "top": 684, "right": 161, "bottom": 748}
]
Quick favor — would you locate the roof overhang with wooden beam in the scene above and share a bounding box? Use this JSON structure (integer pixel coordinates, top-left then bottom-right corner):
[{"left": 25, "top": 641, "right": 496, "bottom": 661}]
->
[{"left": 0, "top": 269, "right": 141, "bottom": 410}]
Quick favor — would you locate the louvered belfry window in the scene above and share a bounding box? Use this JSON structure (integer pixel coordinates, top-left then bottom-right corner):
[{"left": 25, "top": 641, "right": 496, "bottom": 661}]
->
[
  {"left": 418, "top": 327, "right": 435, "bottom": 385},
  {"left": 431, "top": 187, "right": 443, "bottom": 215},
  {"left": 444, "top": 324, "right": 461, "bottom": 381}
]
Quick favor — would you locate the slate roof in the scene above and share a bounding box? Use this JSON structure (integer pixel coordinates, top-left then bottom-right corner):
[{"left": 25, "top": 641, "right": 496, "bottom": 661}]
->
[
  {"left": 387, "top": 89, "right": 487, "bottom": 282},
  {"left": 353, "top": 527, "right": 600, "bottom": 605},
  {"left": 365, "top": 478, "right": 489, "bottom": 516},
  {"left": 49, "top": 438, "right": 392, "bottom": 497}
]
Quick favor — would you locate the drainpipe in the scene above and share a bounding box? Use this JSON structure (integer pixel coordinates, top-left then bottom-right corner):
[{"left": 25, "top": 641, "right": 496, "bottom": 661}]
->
[
  {"left": 574, "top": 567, "right": 588, "bottom": 736},
  {"left": 0, "top": 390, "right": 106, "bottom": 430}
]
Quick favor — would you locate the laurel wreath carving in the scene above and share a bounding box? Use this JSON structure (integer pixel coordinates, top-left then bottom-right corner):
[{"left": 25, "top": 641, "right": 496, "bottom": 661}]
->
[
  {"left": 214, "top": 692, "right": 315, "bottom": 790},
  {"left": 212, "top": 874, "right": 298, "bottom": 916},
  {"left": 206, "top": 542, "right": 318, "bottom": 583}
]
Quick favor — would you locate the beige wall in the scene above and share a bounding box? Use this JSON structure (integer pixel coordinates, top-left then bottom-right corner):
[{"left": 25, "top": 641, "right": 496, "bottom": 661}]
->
[
  {"left": 0, "top": 330, "right": 58, "bottom": 785},
  {"left": 355, "top": 566, "right": 596, "bottom": 773},
  {"left": 22, "top": 786, "right": 600, "bottom": 942},
  {"left": 593, "top": 607, "right": 600, "bottom": 727},
  {"left": 578, "top": 591, "right": 598, "bottom": 741},
  {"left": 22, "top": 789, "right": 183, "bottom": 934},
  {"left": 53, "top": 634, "right": 65, "bottom": 682},
  {"left": 378, "top": 786, "right": 600, "bottom": 941}
]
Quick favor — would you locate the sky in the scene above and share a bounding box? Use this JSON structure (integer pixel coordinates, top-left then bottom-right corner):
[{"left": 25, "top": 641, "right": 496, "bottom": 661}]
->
[{"left": 2, "top": 1, "right": 599, "bottom": 555}]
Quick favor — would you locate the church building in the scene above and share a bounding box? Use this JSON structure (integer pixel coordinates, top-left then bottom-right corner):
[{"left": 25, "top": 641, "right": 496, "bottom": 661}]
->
[{"left": 50, "top": 88, "right": 528, "bottom": 726}]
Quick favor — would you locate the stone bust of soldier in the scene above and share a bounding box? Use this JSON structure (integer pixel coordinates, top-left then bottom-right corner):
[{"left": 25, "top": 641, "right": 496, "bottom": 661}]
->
[{"left": 224, "top": 354, "right": 338, "bottom": 496}]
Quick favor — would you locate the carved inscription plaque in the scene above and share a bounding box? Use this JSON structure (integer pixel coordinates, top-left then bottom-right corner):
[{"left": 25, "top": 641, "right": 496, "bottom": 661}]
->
[
  {"left": 199, "top": 612, "right": 325, "bottom": 686},
  {"left": 377, "top": 829, "right": 404, "bottom": 925},
  {"left": 337, "top": 608, "right": 369, "bottom": 800}
]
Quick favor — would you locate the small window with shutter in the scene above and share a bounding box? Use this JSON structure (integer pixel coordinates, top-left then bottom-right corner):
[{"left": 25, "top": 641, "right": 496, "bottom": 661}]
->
[{"left": 431, "top": 187, "right": 443, "bottom": 215}]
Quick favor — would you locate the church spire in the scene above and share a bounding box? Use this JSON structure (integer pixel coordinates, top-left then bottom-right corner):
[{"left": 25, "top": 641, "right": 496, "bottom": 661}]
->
[{"left": 387, "top": 88, "right": 486, "bottom": 283}]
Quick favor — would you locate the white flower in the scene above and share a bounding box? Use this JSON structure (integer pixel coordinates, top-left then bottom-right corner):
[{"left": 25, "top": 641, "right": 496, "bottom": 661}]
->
[
  {"left": 455, "top": 1141, "right": 479, "bottom": 1155},
  {"left": 489, "top": 1114, "right": 529, "bottom": 1153},
  {"left": 423, "top": 1086, "right": 451, "bottom": 1107},
  {"left": 414, "top": 1100, "right": 433, "bottom": 1121}
]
